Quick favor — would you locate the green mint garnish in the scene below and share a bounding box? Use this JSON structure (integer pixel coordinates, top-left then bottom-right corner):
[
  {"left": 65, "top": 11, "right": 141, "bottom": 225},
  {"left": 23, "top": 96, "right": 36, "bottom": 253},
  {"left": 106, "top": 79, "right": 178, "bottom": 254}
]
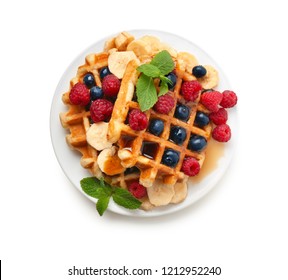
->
[
  {"left": 136, "top": 74, "right": 158, "bottom": 112},
  {"left": 112, "top": 187, "right": 142, "bottom": 209},
  {"left": 96, "top": 196, "right": 110, "bottom": 216},
  {"left": 80, "top": 177, "right": 141, "bottom": 216},
  {"left": 136, "top": 50, "right": 174, "bottom": 111},
  {"left": 150, "top": 50, "right": 175, "bottom": 75},
  {"left": 80, "top": 177, "right": 108, "bottom": 198}
]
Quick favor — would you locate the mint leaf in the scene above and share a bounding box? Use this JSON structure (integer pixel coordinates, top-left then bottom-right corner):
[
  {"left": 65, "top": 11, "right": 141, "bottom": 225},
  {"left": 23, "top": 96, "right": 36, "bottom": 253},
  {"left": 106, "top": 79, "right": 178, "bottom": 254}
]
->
[
  {"left": 112, "top": 188, "right": 141, "bottom": 209},
  {"left": 158, "top": 82, "right": 169, "bottom": 97},
  {"left": 150, "top": 50, "right": 174, "bottom": 75},
  {"left": 80, "top": 177, "right": 102, "bottom": 199},
  {"left": 81, "top": 177, "right": 112, "bottom": 199},
  {"left": 136, "top": 74, "right": 158, "bottom": 111},
  {"left": 99, "top": 178, "right": 105, "bottom": 188},
  {"left": 96, "top": 196, "right": 110, "bottom": 216},
  {"left": 137, "top": 64, "right": 161, "bottom": 78}
]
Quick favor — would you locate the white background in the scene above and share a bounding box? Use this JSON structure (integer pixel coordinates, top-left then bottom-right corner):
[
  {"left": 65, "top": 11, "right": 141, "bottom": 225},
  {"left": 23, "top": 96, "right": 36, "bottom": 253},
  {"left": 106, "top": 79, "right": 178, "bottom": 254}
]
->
[{"left": 1, "top": 0, "right": 288, "bottom": 279}]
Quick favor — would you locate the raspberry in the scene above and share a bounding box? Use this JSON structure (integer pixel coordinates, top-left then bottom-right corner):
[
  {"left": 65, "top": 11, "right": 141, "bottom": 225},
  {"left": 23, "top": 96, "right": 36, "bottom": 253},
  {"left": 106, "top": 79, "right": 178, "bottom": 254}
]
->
[
  {"left": 209, "top": 108, "right": 228, "bottom": 125},
  {"left": 102, "top": 74, "right": 121, "bottom": 97},
  {"left": 220, "top": 90, "right": 238, "bottom": 108},
  {"left": 69, "top": 83, "right": 90, "bottom": 106},
  {"left": 181, "top": 157, "right": 200, "bottom": 176},
  {"left": 181, "top": 80, "right": 202, "bottom": 101},
  {"left": 90, "top": 99, "right": 113, "bottom": 123},
  {"left": 200, "top": 90, "right": 223, "bottom": 112},
  {"left": 153, "top": 93, "right": 175, "bottom": 114},
  {"left": 129, "top": 109, "right": 148, "bottom": 131},
  {"left": 212, "top": 124, "right": 231, "bottom": 142},
  {"left": 128, "top": 182, "right": 147, "bottom": 199}
]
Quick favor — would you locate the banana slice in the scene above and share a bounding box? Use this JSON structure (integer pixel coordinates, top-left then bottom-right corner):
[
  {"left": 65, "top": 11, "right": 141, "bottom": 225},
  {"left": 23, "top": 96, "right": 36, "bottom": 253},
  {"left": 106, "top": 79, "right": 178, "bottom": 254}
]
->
[
  {"left": 127, "top": 39, "right": 153, "bottom": 57},
  {"left": 140, "top": 197, "right": 155, "bottom": 211},
  {"left": 115, "top": 32, "right": 135, "bottom": 51},
  {"left": 140, "top": 35, "right": 161, "bottom": 52},
  {"left": 108, "top": 51, "right": 139, "bottom": 79},
  {"left": 147, "top": 179, "right": 175, "bottom": 206},
  {"left": 170, "top": 177, "right": 188, "bottom": 204},
  {"left": 86, "top": 122, "right": 113, "bottom": 151},
  {"left": 198, "top": 65, "right": 219, "bottom": 89},
  {"left": 177, "top": 51, "right": 198, "bottom": 73},
  {"left": 97, "top": 146, "right": 126, "bottom": 176}
]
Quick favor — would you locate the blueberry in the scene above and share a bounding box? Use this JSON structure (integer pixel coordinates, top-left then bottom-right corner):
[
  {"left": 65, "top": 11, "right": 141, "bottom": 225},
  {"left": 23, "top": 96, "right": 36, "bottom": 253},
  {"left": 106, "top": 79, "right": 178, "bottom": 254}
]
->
[
  {"left": 165, "top": 72, "right": 177, "bottom": 90},
  {"left": 194, "top": 112, "right": 210, "bottom": 128},
  {"left": 83, "top": 73, "right": 95, "bottom": 88},
  {"left": 148, "top": 119, "right": 164, "bottom": 136},
  {"left": 192, "top": 65, "right": 207, "bottom": 78},
  {"left": 90, "top": 86, "right": 103, "bottom": 100},
  {"left": 174, "top": 104, "right": 190, "bottom": 121},
  {"left": 161, "top": 149, "right": 179, "bottom": 167},
  {"left": 188, "top": 135, "right": 207, "bottom": 152},
  {"left": 100, "top": 66, "right": 111, "bottom": 79},
  {"left": 169, "top": 126, "right": 187, "bottom": 145}
]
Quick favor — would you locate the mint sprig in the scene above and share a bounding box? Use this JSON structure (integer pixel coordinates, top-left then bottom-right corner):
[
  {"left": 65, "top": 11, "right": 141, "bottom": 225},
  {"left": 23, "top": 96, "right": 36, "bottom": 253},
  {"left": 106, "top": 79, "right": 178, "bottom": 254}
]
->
[
  {"left": 136, "top": 50, "right": 174, "bottom": 111},
  {"left": 80, "top": 177, "right": 141, "bottom": 216}
]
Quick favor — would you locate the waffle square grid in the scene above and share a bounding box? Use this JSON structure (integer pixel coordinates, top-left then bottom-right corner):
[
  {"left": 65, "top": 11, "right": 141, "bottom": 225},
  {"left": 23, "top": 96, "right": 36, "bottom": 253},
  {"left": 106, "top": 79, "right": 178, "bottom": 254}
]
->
[{"left": 108, "top": 60, "right": 212, "bottom": 188}]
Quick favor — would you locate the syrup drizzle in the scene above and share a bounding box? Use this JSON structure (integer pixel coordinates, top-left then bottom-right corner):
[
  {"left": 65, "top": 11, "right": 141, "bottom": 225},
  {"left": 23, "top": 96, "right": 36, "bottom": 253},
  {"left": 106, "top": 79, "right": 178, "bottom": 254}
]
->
[
  {"left": 141, "top": 142, "right": 158, "bottom": 159},
  {"left": 190, "top": 139, "right": 225, "bottom": 183}
]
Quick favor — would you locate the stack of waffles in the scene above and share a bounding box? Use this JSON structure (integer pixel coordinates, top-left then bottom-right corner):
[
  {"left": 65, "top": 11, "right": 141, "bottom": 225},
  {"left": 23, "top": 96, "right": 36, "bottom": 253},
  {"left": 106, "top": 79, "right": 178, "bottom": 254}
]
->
[{"left": 60, "top": 32, "right": 219, "bottom": 210}]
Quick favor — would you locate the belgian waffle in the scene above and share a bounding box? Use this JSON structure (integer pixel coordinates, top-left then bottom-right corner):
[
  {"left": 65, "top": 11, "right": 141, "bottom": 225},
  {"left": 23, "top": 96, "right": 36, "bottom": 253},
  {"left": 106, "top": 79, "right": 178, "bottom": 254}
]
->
[
  {"left": 60, "top": 52, "right": 109, "bottom": 177},
  {"left": 60, "top": 50, "right": 156, "bottom": 207},
  {"left": 108, "top": 56, "right": 212, "bottom": 188}
]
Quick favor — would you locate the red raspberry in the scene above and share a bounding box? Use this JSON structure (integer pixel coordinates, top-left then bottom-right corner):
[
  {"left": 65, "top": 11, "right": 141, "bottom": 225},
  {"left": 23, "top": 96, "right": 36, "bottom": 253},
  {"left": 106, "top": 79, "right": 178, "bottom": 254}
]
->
[
  {"left": 181, "top": 157, "right": 200, "bottom": 176},
  {"left": 128, "top": 109, "right": 148, "bottom": 131},
  {"left": 209, "top": 108, "right": 228, "bottom": 125},
  {"left": 69, "top": 83, "right": 90, "bottom": 106},
  {"left": 102, "top": 74, "right": 121, "bottom": 97},
  {"left": 220, "top": 90, "right": 238, "bottom": 108},
  {"left": 200, "top": 90, "right": 223, "bottom": 112},
  {"left": 153, "top": 93, "right": 175, "bottom": 114},
  {"left": 181, "top": 80, "right": 202, "bottom": 101},
  {"left": 212, "top": 124, "right": 231, "bottom": 142},
  {"left": 128, "top": 182, "right": 147, "bottom": 199},
  {"left": 90, "top": 99, "right": 113, "bottom": 123}
]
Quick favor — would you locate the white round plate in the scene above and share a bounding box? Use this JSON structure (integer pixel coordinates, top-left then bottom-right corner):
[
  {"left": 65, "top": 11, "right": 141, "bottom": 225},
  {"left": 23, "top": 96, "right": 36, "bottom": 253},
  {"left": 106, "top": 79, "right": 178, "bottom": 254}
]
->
[{"left": 50, "top": 30, "right": 238, "bottom": 217}]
